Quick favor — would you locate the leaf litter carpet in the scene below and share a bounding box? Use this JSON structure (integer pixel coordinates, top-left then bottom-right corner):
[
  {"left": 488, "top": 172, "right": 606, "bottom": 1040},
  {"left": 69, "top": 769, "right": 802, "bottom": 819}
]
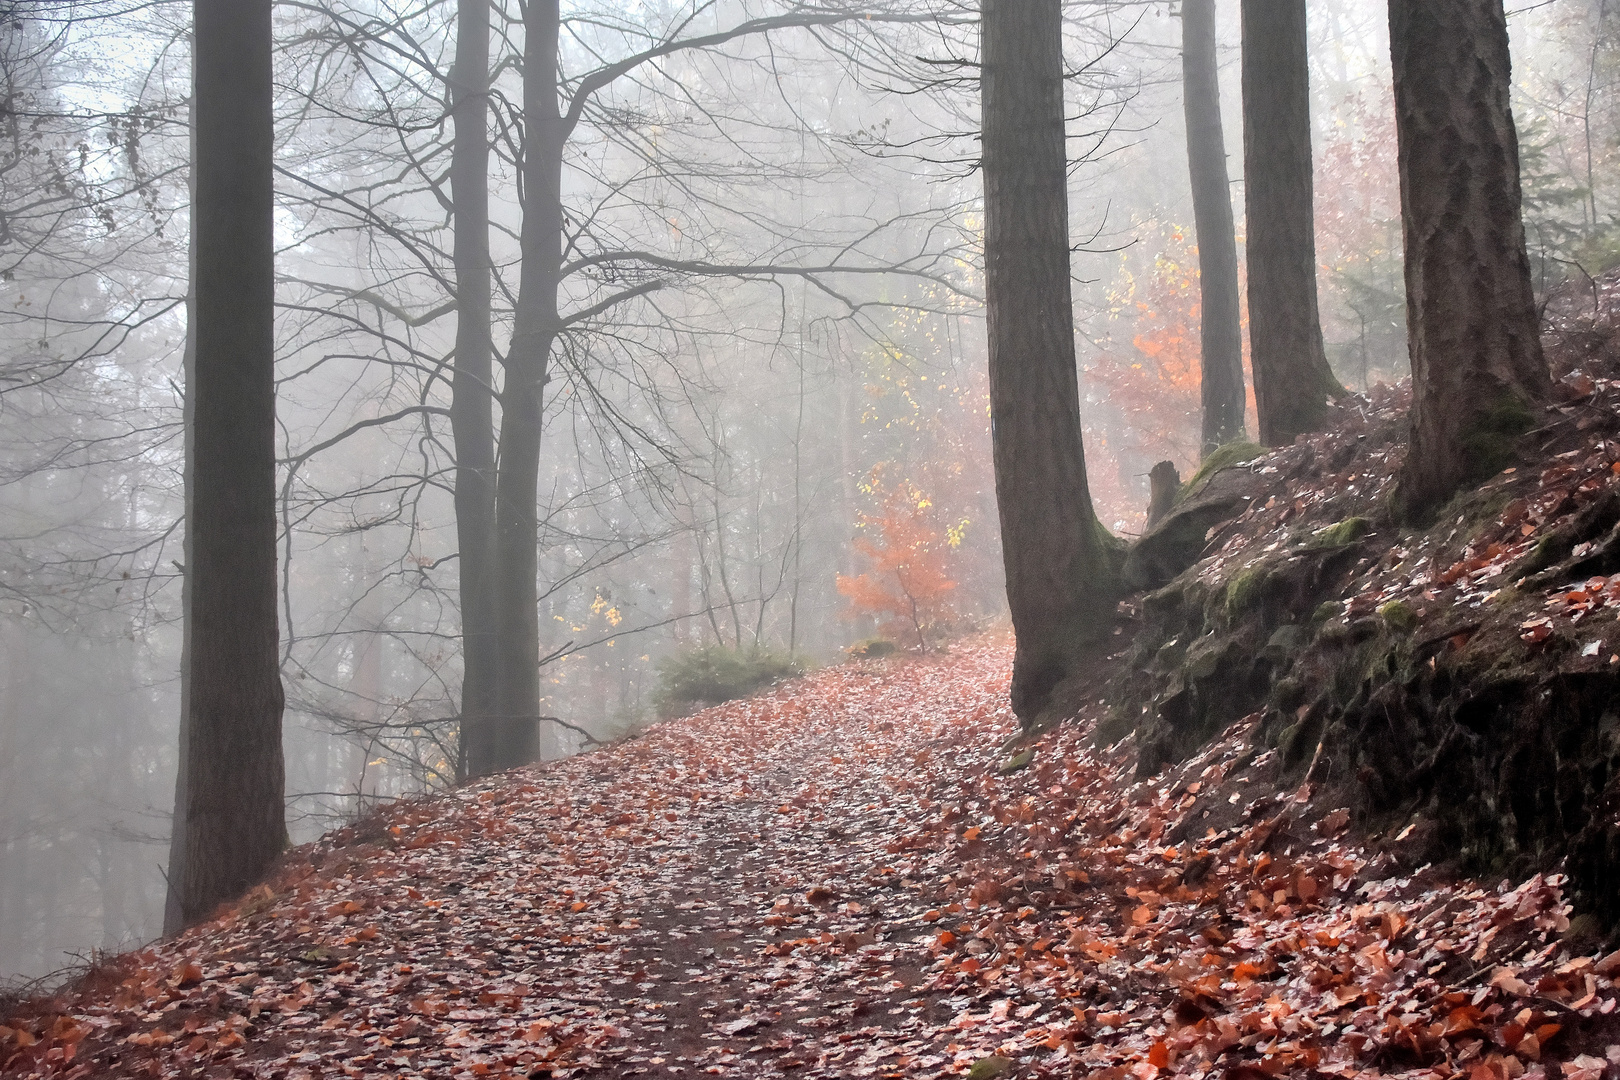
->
[{"left": 6, "top": 638, "right": 1620, "bottom": 1080}]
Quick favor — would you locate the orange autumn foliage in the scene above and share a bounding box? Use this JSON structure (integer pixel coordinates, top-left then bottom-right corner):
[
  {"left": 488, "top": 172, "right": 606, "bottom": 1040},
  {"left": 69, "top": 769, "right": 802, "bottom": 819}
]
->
[
  {"left": 836, "top": 468, "right": 962, "bottom": 650},
  {"left": 1086, "top": 221, "right": 1257, "bottom": 532}
]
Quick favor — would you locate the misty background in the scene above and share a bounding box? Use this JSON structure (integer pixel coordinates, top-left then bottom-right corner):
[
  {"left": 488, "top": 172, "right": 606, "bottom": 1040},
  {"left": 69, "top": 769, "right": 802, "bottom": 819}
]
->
[{"left": 1, "top": 0, "right": 1613, "bottom": 981}]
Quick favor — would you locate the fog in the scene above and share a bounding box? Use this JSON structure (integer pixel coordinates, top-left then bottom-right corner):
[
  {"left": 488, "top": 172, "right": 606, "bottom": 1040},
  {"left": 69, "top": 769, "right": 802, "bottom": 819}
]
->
[{"left": 1, "top": 0, "right": 1613, "bottom": 982}]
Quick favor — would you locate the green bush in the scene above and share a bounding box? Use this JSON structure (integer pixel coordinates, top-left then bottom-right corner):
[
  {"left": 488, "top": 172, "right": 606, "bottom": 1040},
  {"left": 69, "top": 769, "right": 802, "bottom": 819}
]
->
[{"left": 654, "top": 645, "right": 802, "bottom": 718}]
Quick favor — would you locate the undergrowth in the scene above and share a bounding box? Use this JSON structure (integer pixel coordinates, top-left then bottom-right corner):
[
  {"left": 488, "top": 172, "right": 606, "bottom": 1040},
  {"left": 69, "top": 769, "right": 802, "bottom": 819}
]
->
[{"left": 653, "top": 644, "right": 802, "bottom": 718}]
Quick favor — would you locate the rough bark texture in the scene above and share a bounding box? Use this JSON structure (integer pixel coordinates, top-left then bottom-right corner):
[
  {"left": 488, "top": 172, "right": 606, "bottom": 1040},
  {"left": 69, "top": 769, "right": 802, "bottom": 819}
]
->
[
  {"left": 1147, "top": 461, "right": 1181, "bottom": 529},
  {"left": 1241, "top": 0, "right": 1344, "bottom": 447},
  {"left": 450, "top": 0, "right": 502, "bottom": 779},
  {"left": 162, "top": 272, "right": 195, "bottom": 937},
  {"left": 486, "top": 0, "right": 563, "bottom": 771},
  {"left": 1389, "top": 0, "right": 1550, "bottom": 517},
  {"left": 1182, "top": 0, "right": 1247, "bottom": 455},
  {"left": 180, "top": 0, "right": 287, "bottom": 926},
  {"left": 981, "top": 0, "right": 1118, "bottom": 724}
]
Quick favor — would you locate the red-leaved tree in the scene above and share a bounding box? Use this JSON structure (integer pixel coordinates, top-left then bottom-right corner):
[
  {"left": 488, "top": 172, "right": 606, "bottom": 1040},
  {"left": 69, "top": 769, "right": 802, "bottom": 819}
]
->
[{"left": 836, "top": 467, "right": 963, "bottom": 651}]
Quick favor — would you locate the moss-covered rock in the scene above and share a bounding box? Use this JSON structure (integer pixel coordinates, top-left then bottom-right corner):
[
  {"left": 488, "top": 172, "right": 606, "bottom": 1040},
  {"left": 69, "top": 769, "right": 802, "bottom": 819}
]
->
[
  {"left": 1379, "top": 599, "right": 1419, "bottom": 632},
  {"left": 1225, "top": 565, "right": 1269, "bottom": 618},
  {"left": 1309, "top": 516, "right": 1373, "bottom": 548},
  {"left": 1123, "top": 447, "right": 1281, "bottom": 591},
  {"left": 1312, "top": 600, "right": 1345, "bottom": 624},
  {"left": 1181, "top": 441, "right": 1268, "bottom": 501},
  {"left": 967, "top": 1058, "right": 1015, "bottom": 1080},
  {"left": 1000, "top": 749, "right": 1035, "bottom": 774}
]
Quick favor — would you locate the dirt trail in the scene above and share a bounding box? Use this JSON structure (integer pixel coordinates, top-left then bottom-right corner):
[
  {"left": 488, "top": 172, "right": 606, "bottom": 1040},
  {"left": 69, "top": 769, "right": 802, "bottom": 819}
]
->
[{"left": 3, "top": 644, "right": 1017, "bottom": 1079}]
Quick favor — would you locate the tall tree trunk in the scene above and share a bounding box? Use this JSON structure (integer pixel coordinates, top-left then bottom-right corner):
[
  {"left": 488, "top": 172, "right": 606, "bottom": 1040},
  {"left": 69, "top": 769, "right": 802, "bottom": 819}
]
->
[
  {"left": 179, "top": 0, "right": 286, "bottom": 925},
  {"left": 450, "top": 0, "right": 501, "bottom": 780},
  {"left": 486, "top": 0, "right": 563, "bottom": 772},
  {"left": 1182, "top": 0, "right": 1246, "bottom": 455},
  {"left": 161, "top": 257, "right": 195, "bottom": 938},
  {"left": 1389, "top": 0, "right": 1549, "bottom": 517},
  {"left": 981, "top": 0, "right": 1118, "bottom": 724},
  {"left": 1241, "top": 0, "right": 1344, "bottom": 447}
]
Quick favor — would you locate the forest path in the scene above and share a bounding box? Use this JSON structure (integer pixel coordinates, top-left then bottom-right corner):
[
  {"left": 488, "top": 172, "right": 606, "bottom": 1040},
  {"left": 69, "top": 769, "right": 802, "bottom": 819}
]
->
[
  {"left": 7, "top": 641, "right": 1022, "bottom": 1080},
  {"left": 6, "top": 634, "right": 1615, "bottom": 1080}
]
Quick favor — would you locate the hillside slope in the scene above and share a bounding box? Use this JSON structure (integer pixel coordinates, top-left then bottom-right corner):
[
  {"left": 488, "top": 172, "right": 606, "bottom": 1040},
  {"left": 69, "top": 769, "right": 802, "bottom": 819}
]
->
[
  {"left": 1095, "top": 270, "right": 1620, "bottom": 928},
  {"left": 5, "top": 637, "right": 1620, "bottom": 1080}
]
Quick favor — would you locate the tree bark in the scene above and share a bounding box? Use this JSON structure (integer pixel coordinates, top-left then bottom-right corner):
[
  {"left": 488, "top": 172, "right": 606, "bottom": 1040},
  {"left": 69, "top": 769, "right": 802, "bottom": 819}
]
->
[
  {"left": 1147, "top": 461, "right": 1180, "bottom": 529},
  {"left": 180, "top": 0, "right": 287, "bottom": 925},
  {"left": 449, "top": 0, "right": 502, "bottom": 780},
  {"left": 161, "top": 254, "right": 195, "bottom": 938},
  {"left": 1241, "top": 0, "right": 1344, "bottom": 447},
  {"left": 1182, "top": 0, "right": 1246, "bottom": 455},
  {"left": 485, "top": 0, "right": 563, "bottom": 772},
  {"left": 162, "top": 107, "right": 200, "bottom": 936},
  {"left": 1389, "top": 0, "right": 1549, "bottom": 517},
  {"left": 981, "top": 0, "right": 1118, "bottom": 724}
]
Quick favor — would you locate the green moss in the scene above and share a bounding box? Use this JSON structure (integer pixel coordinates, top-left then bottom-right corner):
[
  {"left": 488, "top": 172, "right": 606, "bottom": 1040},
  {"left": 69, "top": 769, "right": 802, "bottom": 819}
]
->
[
  {"left": 1000, "top": 749, "right": 1035, "bottom": 774},
  {"left": 1187, "top": 642, "right": 1224, "bottom": 680},
  {"left": 1312, "top": 600, "right": 1345, "bottom": 624},
  {"left": 1225, "top": 564, "right": 1268, "bottom": 617},
  {"left": 1277, "top": 710, "right": 1324, "bottom": 766},
  {"left": 1181, "top": 441, "right": 1267, "bottom": 501},
  {"left": 1274, "top": 721, "right": 1304, "bottom": 758},
  {"left": 967, "top": 1059, "right": 1015, "bottom": 1080},
  {"left": 1309, "top": 516, "right": 1372, "bottom": 548},
  {"left": 1271, "top": 675, "right": 1307, "bottom": 711},
  {"left": 1459, "top": 392, "right": 1537, "bottom": 483},
  {"left": 1434, "top": 486, "right": 1513, "bottom": 539},
  {"left": 1154, "top": 638, "right": 1187, "bottom": 669},
  {"left": 1379, "top": 600, "right": 1419, "bottom": 633},
  {"left": 1091, "top": 512, "right": 1130, "bottom": 576},
  {"left": 1317, "top": 620, "right": 1352, "bottom": 648}
]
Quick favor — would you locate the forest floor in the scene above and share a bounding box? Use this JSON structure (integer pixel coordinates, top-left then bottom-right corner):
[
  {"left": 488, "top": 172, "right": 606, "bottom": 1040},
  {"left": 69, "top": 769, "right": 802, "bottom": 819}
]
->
[{"left": 5, "top": 634, "right": 1620, "bottom": 1080}]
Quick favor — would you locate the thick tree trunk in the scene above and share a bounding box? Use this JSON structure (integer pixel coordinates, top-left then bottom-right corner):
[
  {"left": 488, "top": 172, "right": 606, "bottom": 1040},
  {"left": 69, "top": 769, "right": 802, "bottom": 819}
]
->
[
  {"left": 180, "top": 0, "right": 286, "bottom": 925},
  {"left": 1240, "top": 0, "right": 1344, "bottom": 447},
  {"left": 449, "top": 0, "right": 502, "bottom": 780},
  {"left": 161, "top": 270, "right": 195, "bottom": 938},
  {"left": 485, "top": 0, "right": 563, "bottom": 772},
  {"left": 1182, "top": 0, "right": 1246, "bottom": 455},
  {"left": 981, "top": 0, "right": 1118, "bottom": 724},
  {"left": 163, "top": 124, "right": 199, "bottom": 936},
  {"left": 1389, "top": 0, "right": 1549, "bottom": 517}
]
